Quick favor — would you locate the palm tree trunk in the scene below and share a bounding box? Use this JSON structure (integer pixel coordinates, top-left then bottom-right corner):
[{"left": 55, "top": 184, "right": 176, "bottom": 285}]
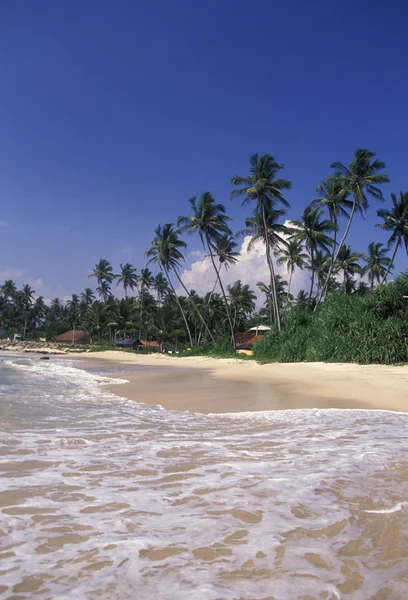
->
[
  {"left": 381, "top": 240, "right": 399, "bottom": 284},
  {"left": 163, "top": 266, "right": 194, "bottom": 347},
  {"left": 261, "top": 204, "right": 281, "bottom": 330},
  {"left": 197, "top": 271, "right": 219, "bottom": 345},
  {"left": 205, "top": 235, "right": 236, "bottom": 350},
  {"left": 308, "top": 247, "right": 315, "bottom": 310},
  {"left": 331, "top": 215, "right": 338, "bottom": 269},
  {"left": 173, "top": 270, "right": 215, "bottom": 343},
  {"left": 287, "top": 269, "right": 293, "bottom": 306},
  {"left": 139, "top": 288, "right": 143, "bottom": 339},
  {"left": 316, "top": 200, "right": 357, "bottom": 307}
]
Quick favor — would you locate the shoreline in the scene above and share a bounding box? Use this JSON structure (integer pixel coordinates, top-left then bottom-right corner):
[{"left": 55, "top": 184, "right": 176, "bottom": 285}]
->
[{"left": 71, "top": 350, "right": 408, "bottom": 414}]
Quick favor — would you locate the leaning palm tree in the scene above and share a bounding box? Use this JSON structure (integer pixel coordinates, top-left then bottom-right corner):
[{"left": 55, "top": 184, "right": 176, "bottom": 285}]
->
[
  {"left": 145, "top": 223, "right": 194, "bottom": 346},
  {"left": 313, "top": 176, "right": 353, "bottom": 268},
  {"left": 178, "top": 192, "right": 235, "bottom": 348},
  {"left": 377, "top": 191, "right": 408, "bottom": 283},
  {"left": 277, "top": 239, "right": 308, "bottom": 302},
  {"left": 335, "top": 245, "right": 363, "bottom": 286},
  {"left": 318, "top": 149, "right": 389, "bottom": 303},
  {"left": 290, "top": 206, "right": 334, "bottom": 308},
  {"left": 231, "top": 153, "right": 291, "bottom": 330},
  {"left": 116, "top": 263, "right": 138, "bottom": 297},
  {"left": 362, "top": 242, "right": 392, "bottom": 288}
]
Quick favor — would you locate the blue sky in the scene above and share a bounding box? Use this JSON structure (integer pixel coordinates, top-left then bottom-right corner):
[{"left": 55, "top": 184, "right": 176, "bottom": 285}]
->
[{"left": 1, "top": 1, "right": 407, "bottom": 300}]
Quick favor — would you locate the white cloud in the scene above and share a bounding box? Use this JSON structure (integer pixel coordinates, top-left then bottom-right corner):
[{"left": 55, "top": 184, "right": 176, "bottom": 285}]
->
[
  {"left": 0, "top": 219, "right": 8, "bottom": 227},
  {"left": 180, "top": 223, "right": 309, "bottom": 304}
]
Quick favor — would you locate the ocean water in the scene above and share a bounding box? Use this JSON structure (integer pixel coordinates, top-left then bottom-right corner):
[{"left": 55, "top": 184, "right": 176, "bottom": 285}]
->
[{"left": 1, "top": 354, "right": 408, "bottom": 599}]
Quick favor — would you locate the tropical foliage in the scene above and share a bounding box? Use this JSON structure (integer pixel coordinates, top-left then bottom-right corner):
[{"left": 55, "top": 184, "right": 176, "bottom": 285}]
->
[{"left": 2, "top": 148, "right": 407, "bottom": 364}]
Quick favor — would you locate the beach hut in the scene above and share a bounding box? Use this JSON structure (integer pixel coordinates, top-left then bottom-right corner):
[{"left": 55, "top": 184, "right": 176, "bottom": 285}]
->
[
  {"left": 235, "top": 325, "right": 271, "bottom": 356},
  {"left": 115, "top": 338, "right": 141, "bottom": 350},
  {"left": 114, "top": 338, "right": 160, "bottom": 351},
  {"left": 54, "top": 330, "right": 86, "bottom": 344}
]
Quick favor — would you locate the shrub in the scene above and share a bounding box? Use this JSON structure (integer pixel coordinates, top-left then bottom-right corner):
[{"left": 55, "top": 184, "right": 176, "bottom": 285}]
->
[{"left": 253, "top": 272, "right": 408, "bottom": 365}]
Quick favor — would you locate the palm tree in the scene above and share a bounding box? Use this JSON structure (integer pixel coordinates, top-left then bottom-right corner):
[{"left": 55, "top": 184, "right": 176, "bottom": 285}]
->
[
  {"left": 137, "top": 267, "right": 154, "bottom": 337},
  {"left": 20, "top": 284, "right": 35, "bottom": 339},
  {"left": 295, "top": 289, "right": 310, "bottom": 310},
  {"left": 335, "top": 245, "right": 363, "bottom": 285},
  {"left": 116, "top": 263, "right": 138, "bottom": 298},
  {"left": 258, "top": 276, "right": 290, "bottom": 314},
  {"left": 145, "top": 223, "right": 194, "bottom": 346},
  {"left": 290, "top": 206, "right": 334, "bottom": 308},
  {"left": 240, "top": 204, "right": 288, "bottom": 253},
  {"left": 362, "top": 242, "right": 391, "bottom": 288},
  {"left": 311, "top": 250, "right": 332, "bottom": 296},
  {"left": 32, "top": 296, "right": 46, "bottom": 335},
  {"left": 178, "top": 193, "right": 234, "bottom": 347},
  {"left": 197, "top": 234, "right": 240, "bottom": 344},
  {"left": 139, "top": 267, "right": 154, "bottom": 295},
  {"left": 148, "top": 305, "right": 185, "bottom": 351},
  {"left": 239, "top": 203, "right": 288, "bottom": 324},
  {"left": 110, "top": 298, "right": 138, "bottom": 340},
  {"left": 319, "top": 149, "right": 389, "bottom": 302},
  {"left": 277, "top": 239, "right": 308, "bottom": 302},
  {"left": 96, "top": 281, "right": 112, "bottom": 302},
  {"left": 153, "top": 272, "right": 170, "bottom": 305},
  {"left": 89, "top": 258, "right": 115, "bottom": 291},
  {"left": 377, "top": 191, "right": 408, "bottom": 282},
  {"left": 1, "top": 279, "right": 17, "bottom": 301},
  {"left": 227, "top": 280, "right": 256, "bottom": 330},
  {"left": 49, "top": 297, "right": 63, "bottom": 316},
  {"left": 214, "top": 234, "right": 240, "bottom": 270},
  {"left": 66, "top": 294, "right": 80, "bottom": 329},
  {"left": 313, "top": 177, "right": 353, "bottom": 269},
  {"left": 231, "top": 153, "right": 291, "bottom": 330},
  {"left": 82, "top": 301, "right": 109, "bottom": 344},
  {"left": 81, "top": 288, "right": 95, "bottom": 306}
]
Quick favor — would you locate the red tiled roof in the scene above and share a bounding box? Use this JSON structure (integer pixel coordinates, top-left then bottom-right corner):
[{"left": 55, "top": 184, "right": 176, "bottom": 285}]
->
[
  {"left": 140, "top": 340, "right": 160, "bottom": 348},
  {"left": 53, "top": 330, "right": 86, "bottom": 343},
  {"left": 234, "top": 332, "right": 262, "bottom": 349}
]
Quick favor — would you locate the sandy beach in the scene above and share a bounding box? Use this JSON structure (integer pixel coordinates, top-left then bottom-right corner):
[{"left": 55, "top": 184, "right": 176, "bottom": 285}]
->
[{"left": 76, "top": 351, "right": 408, "bottom": 414}]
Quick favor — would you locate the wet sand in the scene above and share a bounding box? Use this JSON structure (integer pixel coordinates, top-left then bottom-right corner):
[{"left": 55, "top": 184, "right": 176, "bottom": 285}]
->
[{"left": 77, "top": 351, "right": 408, "bottom": 413}]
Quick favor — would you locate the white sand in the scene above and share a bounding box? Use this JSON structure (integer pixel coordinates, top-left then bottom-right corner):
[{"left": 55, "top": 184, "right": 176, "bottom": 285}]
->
[{"left": 73, "top": 351, "right": 408, "bottom": 413}]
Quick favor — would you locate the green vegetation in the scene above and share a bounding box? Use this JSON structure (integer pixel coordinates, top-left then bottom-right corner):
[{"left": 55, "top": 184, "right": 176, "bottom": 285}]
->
[
  {"left": 254, "top": 272, "right": 408, "bottom": 364},
  {"left": 1, "top": 149, "right": 408, "bottom": 364}
]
